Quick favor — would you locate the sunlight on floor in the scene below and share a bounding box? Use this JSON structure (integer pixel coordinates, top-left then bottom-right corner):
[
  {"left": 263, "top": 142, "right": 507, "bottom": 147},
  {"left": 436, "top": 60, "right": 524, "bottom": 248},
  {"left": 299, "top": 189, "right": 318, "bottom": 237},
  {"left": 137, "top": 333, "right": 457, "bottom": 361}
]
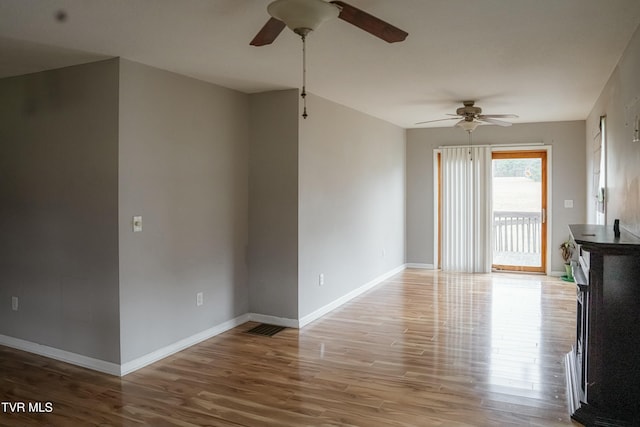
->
[{"left": 490, "top": 278, "right": 542, "bottom": 394}]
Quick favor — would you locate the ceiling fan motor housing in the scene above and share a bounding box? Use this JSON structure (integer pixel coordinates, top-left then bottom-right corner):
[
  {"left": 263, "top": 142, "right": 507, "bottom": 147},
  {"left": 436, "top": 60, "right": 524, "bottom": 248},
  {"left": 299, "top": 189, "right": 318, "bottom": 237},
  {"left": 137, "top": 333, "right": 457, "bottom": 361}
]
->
[{"left": 457, "top": 101, "right": 482, "bottom": 119}]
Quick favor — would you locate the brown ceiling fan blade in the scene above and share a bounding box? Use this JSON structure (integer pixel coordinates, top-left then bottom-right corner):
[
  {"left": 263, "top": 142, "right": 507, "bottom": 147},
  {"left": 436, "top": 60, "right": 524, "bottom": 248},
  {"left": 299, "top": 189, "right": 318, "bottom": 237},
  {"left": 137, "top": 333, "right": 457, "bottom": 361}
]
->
[
  {"left": 250, "top": 18, "right": 286, "bottom": 46},
  {"left": 415, "top": 117, "right": 460, "bottom": 125},
  {"left": 330, "top": 1, "right": 408, "bottom": 43},
  {"left": 479, "top": 114, "right": 519, "bottom": 119},
  {"left": 477, "top": 117, "right": 512, "bottom": 127}
]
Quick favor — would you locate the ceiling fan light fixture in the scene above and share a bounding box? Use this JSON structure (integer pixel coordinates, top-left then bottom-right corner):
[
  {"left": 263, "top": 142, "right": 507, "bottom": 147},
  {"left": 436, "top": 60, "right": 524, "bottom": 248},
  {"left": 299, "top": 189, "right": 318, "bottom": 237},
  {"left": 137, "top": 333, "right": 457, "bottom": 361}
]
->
[
  {"left": 267, "top": 0, "right": 339, "bottom": 34},
  {"left": 457, "top": 120, "right": 480, "bottom": 133}
]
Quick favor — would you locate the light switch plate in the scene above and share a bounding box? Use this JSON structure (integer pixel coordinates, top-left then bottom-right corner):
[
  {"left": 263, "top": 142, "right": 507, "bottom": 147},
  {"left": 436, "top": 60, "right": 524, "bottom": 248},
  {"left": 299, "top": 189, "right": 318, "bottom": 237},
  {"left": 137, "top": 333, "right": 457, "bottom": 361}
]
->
[
  {"left": 133, "top": 216, "right": 143, "bottom": 232},
  {"left": 564, "top": 200, "right": 574, "bottom": 208}
]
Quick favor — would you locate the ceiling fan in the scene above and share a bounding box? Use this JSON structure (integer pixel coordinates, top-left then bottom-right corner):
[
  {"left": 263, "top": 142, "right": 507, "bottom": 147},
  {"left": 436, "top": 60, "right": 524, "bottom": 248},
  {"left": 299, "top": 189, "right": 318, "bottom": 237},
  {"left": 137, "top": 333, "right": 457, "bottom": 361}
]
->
[
  {"left": 250, "top": 0, "right": 408, "bottom": 119},
  {"left": 416, "top": 101, "right": 518, "bottom": 132},
  {"left": 250, "top": 0, "right": 408, "bottom": 46}
]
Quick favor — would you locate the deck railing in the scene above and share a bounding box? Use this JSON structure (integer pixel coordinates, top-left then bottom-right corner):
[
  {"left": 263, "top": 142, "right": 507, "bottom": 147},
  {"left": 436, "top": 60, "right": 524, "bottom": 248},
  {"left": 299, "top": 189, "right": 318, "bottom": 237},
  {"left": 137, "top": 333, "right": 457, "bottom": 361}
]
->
[{"left": 493, "top": 211, "right": 542, "bottom": 254}]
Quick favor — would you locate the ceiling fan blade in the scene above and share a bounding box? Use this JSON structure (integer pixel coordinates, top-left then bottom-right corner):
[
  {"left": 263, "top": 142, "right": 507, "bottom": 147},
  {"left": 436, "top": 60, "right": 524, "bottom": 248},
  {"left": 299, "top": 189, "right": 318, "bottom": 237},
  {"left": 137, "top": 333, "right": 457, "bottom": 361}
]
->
[
  {"left": 478, "top": 114, "right": 519, "bottom": 119},
  {"left": 477, "top": 117, "right": 512, "bottom": 127},
  {"left": 330, "top": 1, "right": 408, "bottom": 43},
  {"left": 250, "top": 18, "right": 286, "bottom": 46},
  {"left": 415, "top": 117, "right": 460, "bottom": 125}
]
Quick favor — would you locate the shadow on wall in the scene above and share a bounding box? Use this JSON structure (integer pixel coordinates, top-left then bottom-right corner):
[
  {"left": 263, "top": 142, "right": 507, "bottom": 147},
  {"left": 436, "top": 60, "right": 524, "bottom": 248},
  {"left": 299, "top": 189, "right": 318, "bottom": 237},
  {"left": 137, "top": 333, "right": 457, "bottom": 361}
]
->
[{"left": 623, "top": 176, "right": 640, "bottom": 235}]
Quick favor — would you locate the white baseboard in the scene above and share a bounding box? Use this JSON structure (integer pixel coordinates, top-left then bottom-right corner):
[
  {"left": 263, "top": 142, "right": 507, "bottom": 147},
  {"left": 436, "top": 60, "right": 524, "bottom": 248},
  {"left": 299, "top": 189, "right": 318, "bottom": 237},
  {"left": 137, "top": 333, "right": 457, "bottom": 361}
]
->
[
  {"left": 0, "top": 314, "right": 252, "bottom": 377},
  {"left": 247, "top": 313, "right": 299, "bottom": 328},
  {"left": 110, "top": 314, "right": 298, "bottom": 376},
  {"left": 298, "top": 264, "right": 406, "bottom": 328},
  {"left": 405, "top": 263, "right": 435, "bottom": 269},
  {"left": 0, "top": 334, "right": 121, "bottom": 376},
  {"left": 120, "top": 313, "right": 250, "bottom": 376},
  {"left": 1, "top": 264, "right": 412, "bottom": 377},
  {"left": 549, "top": 270, "right": 566, "bottom": 277}
]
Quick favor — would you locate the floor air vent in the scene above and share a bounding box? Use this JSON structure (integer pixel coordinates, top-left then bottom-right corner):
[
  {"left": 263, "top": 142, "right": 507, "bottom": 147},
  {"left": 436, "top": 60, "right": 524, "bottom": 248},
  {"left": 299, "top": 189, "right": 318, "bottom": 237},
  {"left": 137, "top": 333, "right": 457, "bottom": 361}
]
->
[{"left": 245, "top": 323, "right": 286, "bottom": 337}]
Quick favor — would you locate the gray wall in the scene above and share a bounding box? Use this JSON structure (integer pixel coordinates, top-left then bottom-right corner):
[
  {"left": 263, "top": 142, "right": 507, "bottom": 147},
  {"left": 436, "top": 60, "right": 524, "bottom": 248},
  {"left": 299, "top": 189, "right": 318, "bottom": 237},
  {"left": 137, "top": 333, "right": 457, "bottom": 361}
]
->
[
  {"left": 586, "top": 24, "right": 640, "bottom": 235},
  {"left": 406, "top": 121, "right": 586, "bottom": 273},
  {"left": 0, "top": 59, "right": 121, "bottom": 363},
  {"left": 118, "top": 60, "right": 249, "bottom": 363},
  {"left": 248, "top": 90, "right": 299, "bottom": 320},
  {"left": 298, "top": 94, "right": 406, "bottom": 318}
]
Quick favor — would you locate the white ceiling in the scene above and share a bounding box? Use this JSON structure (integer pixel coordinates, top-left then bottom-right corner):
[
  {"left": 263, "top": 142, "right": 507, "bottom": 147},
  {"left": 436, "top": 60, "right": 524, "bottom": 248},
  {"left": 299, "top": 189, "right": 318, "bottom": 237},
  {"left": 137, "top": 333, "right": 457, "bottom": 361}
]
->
[{"left": 1, "top": 0, "right": 639, "bottom": 129}]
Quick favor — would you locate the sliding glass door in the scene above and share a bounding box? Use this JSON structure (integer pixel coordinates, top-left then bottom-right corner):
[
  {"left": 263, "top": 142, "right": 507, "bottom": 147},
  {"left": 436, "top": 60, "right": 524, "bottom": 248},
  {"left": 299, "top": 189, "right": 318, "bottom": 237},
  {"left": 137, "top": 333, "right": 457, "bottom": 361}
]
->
[
  {"left": 491, "top": 151, "right": 547, "bottom": 273},
  {"left": 436, "top": 148, "right": 548, "bottom": 273}
]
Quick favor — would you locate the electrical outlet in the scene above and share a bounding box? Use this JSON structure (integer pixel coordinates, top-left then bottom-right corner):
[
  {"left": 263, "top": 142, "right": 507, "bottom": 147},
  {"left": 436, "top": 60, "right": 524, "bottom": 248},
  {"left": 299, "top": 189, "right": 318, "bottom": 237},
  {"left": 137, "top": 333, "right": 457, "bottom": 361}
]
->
[
  {"left": 196, "top": 292, "right": 203, "bottom": 306},
  {"left": 11, "top": 296, "right": 18, "bottom": 311},
  {"left": 319, "top": 273, "right": 324, "bottom": 286}
]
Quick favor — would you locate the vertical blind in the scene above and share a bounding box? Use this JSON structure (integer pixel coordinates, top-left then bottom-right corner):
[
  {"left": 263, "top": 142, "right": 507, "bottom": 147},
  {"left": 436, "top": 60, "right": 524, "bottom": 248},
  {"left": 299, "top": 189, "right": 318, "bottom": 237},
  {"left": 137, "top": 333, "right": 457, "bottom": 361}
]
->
[{"left": 441, "top": 146, "right": 492, "bottom": 273}]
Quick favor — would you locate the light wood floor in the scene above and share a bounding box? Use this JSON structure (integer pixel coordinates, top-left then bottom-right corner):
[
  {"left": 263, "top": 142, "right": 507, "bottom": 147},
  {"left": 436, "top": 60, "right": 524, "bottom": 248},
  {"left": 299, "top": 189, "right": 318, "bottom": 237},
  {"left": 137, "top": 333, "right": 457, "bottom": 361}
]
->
[{"left": 1, "top": 269, "right": 580, "bottom": 427}]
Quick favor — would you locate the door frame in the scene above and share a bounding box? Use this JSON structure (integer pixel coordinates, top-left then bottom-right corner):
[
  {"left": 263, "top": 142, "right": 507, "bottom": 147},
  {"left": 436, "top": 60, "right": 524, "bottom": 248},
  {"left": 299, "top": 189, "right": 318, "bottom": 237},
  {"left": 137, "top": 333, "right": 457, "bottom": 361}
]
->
[
  {"left": 491, "top": 150, "right": 547, "bottom": 273},
  {"left": 434, "top": 145, "right": 553, "bottom": 274}
]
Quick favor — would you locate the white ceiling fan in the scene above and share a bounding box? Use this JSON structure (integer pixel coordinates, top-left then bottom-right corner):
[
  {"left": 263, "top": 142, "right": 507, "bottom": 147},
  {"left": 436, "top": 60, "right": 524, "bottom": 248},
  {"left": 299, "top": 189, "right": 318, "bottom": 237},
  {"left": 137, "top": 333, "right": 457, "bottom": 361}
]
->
[{"left": 416, "top": 101, "right": 518, "bottom": 132}]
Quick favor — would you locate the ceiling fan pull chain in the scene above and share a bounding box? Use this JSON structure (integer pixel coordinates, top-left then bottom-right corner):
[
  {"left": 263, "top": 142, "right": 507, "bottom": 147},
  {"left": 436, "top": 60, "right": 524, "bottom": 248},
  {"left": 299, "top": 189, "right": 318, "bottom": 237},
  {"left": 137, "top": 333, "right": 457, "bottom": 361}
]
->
[{"left": 301, "top": 34, "right": 308, "bottom": 119}]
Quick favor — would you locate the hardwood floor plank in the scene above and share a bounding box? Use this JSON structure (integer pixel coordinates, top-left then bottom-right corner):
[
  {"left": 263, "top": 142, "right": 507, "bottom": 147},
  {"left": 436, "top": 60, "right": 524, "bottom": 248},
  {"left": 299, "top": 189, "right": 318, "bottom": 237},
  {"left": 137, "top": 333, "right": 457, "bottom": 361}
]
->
[{"left": 1, "top": 270, "right": 581, "bottom": 426}]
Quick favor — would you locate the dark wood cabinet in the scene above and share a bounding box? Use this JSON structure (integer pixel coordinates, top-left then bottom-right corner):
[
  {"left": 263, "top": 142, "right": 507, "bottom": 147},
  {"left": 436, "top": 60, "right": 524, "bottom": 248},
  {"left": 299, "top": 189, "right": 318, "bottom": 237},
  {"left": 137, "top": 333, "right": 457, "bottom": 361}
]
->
[{"left": 566, "top": 224, "right": 640, "bottom": 426}]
